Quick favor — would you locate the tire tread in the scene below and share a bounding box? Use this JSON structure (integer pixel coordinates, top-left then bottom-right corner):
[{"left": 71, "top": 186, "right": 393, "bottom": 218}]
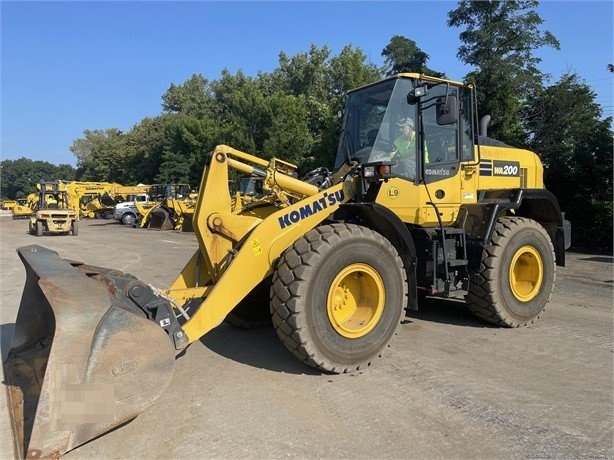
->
[
  {"left": 466, "top": 216, "right": 556, "bottom": 327},
  {"left": 271, "top": 223, "right": 407, "bottom": 373}
]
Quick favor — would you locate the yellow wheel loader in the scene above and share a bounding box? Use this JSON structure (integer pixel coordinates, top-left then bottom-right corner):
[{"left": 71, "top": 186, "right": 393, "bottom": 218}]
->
[
  {"left": 11, "top": 193, "right": 38, "bottom": 219},
  {"left": 137, "top": 183, "right": 195, "bottom": 231},
  {"left": 5, "top": 73, "right": 571, "bottom": 458}
]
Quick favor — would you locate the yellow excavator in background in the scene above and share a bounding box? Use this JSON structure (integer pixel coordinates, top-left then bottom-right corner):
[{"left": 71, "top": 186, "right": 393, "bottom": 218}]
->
[
  {"left": 5, "top": 73, "right": 571, "bottom": 458},
  {"left": 1, "top": 199, "right": 18, "bottom": 210},
  {"left": 61, "top": 181, "right": 150, "bottom": 219},
  {"left": 61, "top": 181, "right": 121, "bottom": 219}
]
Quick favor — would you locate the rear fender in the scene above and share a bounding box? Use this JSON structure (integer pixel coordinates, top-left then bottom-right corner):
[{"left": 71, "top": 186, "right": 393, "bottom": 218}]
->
[{"left": 460, "top": 188, "right": 568, "bottom": 267}]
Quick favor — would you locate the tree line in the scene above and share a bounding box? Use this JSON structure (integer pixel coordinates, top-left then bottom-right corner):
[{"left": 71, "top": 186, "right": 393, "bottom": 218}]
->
[{"left": 1, "top": 1, "right": 611, "bottom": 252}]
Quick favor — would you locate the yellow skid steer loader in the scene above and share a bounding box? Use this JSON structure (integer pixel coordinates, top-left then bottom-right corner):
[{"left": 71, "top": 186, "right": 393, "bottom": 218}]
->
[{"left": 5, "top": 73, "right": 570, "bottom": 458}]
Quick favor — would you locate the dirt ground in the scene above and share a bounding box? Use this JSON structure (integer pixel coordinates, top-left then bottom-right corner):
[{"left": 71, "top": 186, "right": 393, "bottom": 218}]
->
[{"left": 0, "top": 216, "right": 612, "bottom": 459}]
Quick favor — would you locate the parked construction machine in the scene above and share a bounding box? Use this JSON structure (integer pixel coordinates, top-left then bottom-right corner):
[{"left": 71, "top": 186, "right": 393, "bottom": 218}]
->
[
  {"left": 136, "top": 183, "right": 195, "bottom": 231},
  {"left": 27, "top": 181, "right": 78, "bottom": 236},
  {"left": 1, "top": 199, "right": 18, "bottom": 210},
  {"left": 62, "top": 181, "right": 150, "bottom": 219},
  {"left": 10, "top": 193, "right": 39, "bottom": 219},
  {"left": 114, "top": 192, "right": 150, "bottom": 225},
  {"left": 5, "top": 73, "right": 570, "bottom": 458}
]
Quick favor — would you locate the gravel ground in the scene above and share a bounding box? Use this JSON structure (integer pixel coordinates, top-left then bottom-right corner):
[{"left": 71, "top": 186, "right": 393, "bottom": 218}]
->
[{"left": 1, "top": 216, "right": 612, "bottom": 459}]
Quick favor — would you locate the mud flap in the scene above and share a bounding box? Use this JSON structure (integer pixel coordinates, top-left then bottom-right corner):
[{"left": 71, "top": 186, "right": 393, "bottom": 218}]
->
[
  {"left": 147, "top": 208, "right": 174, "bottom": 231},
  {"left": 4, "top": 246, "right": 176, "bottom": 458}
]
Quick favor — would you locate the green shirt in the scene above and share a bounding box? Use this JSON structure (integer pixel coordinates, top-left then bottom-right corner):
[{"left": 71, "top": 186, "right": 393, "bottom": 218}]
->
[
  {"left": 394, "top": 133, "right": 416, "bottom": 158},
  {"left": 394, "top": 132, "right": 429, "bottom": 162}
]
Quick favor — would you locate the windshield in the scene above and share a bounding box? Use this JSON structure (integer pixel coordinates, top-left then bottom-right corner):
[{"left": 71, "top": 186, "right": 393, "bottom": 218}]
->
[
  {"left": 169, "top": 184, "right": 191, "bottom": 199},
  {"left": 334, "top": 77, "right": 417, "bottom": 171},
  {"left": 149, "top": 184, "right": 191, "bottom": 201}
]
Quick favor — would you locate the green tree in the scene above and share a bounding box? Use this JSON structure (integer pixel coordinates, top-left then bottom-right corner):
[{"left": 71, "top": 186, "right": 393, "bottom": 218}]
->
[
  {"left": 524, "top": 73, "right": 613, "bottom": 252},
  {"left": 262, "top": 93, "right": 313, "bottom": 167},
  {"left": 68, "top": 42, "right": 393, "bottom": 182},
  {"left": 381, "top": 35, "right": 445, "bottom": 77},
  {"left": 327, "top": 45, "right": 381, "bottom": 98},
  {"left": 209, "top": 70, "right": 272, "bottom": 153},
  {"left": 270, "top": 44, "right": 383, "bottom": 170},
  {"left": 272, "top": 44, "right": 332, "bottom": 101},
  {"left": 162, "top": 74, "right": 213, "bottom": 119},
  {"left": 156, "top": 114, "right": 216, "bottom": 186},
  {"left": 1, "top": 158, "right": 76, "bottom": 199},
  {"left": 123, "top": 115, "right": 177, "bottom": 184},
  {"left": 448, "top": 0, "right": 560, "bottom": 144},
  {"left": 70, "top": 128, "right": 128, "bottom": 181}
]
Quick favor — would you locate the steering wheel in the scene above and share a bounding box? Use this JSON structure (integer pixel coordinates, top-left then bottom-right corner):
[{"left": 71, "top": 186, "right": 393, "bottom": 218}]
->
[
  {"left": 351, "top": 140, "right": 397, "bottom": 165},
  {"left": 351, "top": 147, "right": 372, "bottom": 163},
  {"left": 372, "top": 139, "right": 396, "bottom": 155}
]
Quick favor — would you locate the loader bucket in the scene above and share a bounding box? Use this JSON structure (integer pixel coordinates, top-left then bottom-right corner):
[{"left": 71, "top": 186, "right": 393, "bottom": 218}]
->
[
  {"left": 146, "top": 207, "right": 174, "bottom": 231},
  {"left": 180, "top": 211, "right": 194, "bottom": 233},
  {"left": 4, "top": 245, "right": 176, "bottom": 458}
]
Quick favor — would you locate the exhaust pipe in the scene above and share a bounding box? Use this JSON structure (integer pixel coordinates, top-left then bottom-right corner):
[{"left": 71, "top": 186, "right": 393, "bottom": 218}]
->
[
  {"left": 4, "top": 246, "right": 177, "bottom": 458},
  {"left": 479, "top": 115, "right": 491, "bottom": 137}
]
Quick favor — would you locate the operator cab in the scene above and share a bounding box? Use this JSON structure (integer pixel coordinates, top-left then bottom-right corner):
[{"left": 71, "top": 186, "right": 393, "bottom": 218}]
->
[
  {"left": 39, "top": 182, "right": 69, "bottom": 210},
  {"left": 334, "top": 74, "right": 477, "bottom": 184},
  {"left": 149, "top": 183, "right": 191, "bottom": 201}
]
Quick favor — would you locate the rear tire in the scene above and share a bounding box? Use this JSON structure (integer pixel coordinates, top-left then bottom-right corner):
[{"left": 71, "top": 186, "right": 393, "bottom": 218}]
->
[
  {"left": 466, "top": 216, "right": 555, "bottom": 327},
  {"left": 271, "top": 223, "right": 407, "bottom": 373},
  {"left": 71, "top": 220, "right": 79, "bottom": 236},
  {"left": 36, "top": 221, "right": 43, "bottom": 237},
  {"left": 224, "top": 277, "right": 272, "bottom": 328}
]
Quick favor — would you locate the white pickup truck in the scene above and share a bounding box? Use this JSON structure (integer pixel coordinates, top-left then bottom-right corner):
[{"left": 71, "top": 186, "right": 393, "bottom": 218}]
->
[{"left": 114, "top": 194, "right": 149, "bottom": 225}]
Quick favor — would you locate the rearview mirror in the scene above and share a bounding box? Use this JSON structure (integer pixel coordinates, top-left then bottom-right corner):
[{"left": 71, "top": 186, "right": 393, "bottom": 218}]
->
[{"left": 436, "top": 95, "right": 458, "bottom": 125}]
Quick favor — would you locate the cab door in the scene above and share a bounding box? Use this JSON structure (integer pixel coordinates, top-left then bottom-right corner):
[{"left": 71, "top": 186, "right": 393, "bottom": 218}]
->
[
  {"left": 374, "top": 82, "right": 479, "bottom": 227},
  {"left": 419, "top": 85, "right": 464, "bottom": 226}
]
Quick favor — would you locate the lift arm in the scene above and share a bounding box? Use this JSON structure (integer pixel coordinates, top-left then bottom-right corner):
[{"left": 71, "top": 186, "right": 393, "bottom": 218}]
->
[{"left": 164, "top": 145, "right": 353, "bottom": 345}]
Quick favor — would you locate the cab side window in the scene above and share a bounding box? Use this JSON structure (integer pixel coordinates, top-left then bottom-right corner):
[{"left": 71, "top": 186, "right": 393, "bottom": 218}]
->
[
  {"left": 459, "top": 88, "right": 475, "bottom": 162},
  {"left": 423, "top": 86, "right": 459, "bottom": 165}
]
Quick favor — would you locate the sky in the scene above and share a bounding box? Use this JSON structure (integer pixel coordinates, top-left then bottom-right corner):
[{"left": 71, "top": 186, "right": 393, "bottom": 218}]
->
[{"left": 1, "top": 1, "right": 613, "bottom": 167}]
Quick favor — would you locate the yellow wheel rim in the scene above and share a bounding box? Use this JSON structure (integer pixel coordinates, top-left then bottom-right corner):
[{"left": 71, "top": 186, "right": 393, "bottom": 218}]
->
[
  {"left": 509, "top": 246, "right": 543, "bottom": 302},
  {"left": 327, "top": 263, "right": 385, "bottom": 339}
]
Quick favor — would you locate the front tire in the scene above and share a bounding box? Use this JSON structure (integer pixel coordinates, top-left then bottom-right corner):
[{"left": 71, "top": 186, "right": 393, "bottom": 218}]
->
[
  {"left": 121, "top": 213, "right": 136, "bottom": 226},
  {"left": 466, "top": 216, "right": 556, "bottom": 327},
  {"left": 271, "top": 224, "right": 407, "bottom": 373},
  {"left": 71, "top": 220, "right": 79, "bottom": 236},
  {"left": 36, "top": 221, "right": 43, "bottom": 237}
]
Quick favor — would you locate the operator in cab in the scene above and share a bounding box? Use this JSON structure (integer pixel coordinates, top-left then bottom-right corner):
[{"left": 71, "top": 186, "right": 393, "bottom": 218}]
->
[{"left": 392, "top": 116, "right": 430, "bottom": 180}]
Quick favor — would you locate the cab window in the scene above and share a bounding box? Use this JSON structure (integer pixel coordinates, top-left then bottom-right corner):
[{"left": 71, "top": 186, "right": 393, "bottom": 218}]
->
[{"left": 423, "top": 86, "right": 459, "bottom": 165}]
